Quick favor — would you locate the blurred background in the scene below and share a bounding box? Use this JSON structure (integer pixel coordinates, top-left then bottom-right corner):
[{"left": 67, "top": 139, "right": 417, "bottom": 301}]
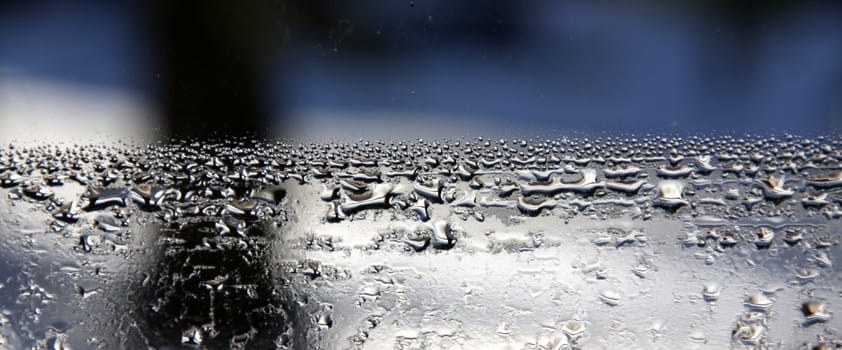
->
[{"left": 2, "top": 0, "right": 842, "bottom": 141}]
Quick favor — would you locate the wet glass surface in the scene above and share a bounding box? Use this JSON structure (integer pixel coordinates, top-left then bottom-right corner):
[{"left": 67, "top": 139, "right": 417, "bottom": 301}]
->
[
  {"left": 3, "top": 2, "right": 842, "bottom": 349},
  {"left": 0, "top": 135, "right": 840, "bottom": 348}
]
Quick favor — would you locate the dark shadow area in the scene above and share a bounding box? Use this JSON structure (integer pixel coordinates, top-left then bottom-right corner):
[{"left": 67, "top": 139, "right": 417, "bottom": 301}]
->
[{"left": 130, "top": 220, "right": 290, "bottom": 348}]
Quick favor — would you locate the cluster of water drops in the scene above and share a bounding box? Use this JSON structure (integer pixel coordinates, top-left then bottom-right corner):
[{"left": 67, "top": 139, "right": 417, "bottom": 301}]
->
[{"left": 0, "top": 133, "right": 840, "bottom": 348}]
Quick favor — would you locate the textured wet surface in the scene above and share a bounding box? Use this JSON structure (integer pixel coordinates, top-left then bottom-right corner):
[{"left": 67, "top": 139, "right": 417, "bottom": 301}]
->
[{"left": 0, "top": 135, "right": 841, "bottom": 349}]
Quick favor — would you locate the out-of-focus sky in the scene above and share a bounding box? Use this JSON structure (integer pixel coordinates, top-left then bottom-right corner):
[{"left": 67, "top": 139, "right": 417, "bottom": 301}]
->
[{"left": 1, "top": 0, "right": 842, "bottom": 140}]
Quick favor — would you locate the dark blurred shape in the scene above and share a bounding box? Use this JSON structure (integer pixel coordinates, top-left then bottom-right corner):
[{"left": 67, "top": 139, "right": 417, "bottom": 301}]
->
[
  {"left": 131, "top": 220, "right": 289, "bottom": 348},
  {"left": 147, "top": 0, "right": 524, "bottom": 139},
  {"left": 152, "top": 0, "right": 279, "bottom": 138}
]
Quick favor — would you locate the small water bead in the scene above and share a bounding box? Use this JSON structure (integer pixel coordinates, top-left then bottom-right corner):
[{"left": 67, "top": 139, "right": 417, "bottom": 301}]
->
[
  {"left": 795, "top": 268, "right": 820, "bottom": 283},
  {"left": 783, "top": 228, "right": 804, "bottom": 245},
  {"left": 181, "top": 326, "right": 203, "bottom": 346},
  {"left": 0, "top": 172, "right": 22, "bottom": 187},
  {"left": 599, "top": 290, "right": 621, "bottom": 306},
  {"left": 561, "top": 320, "right": 586, "bottom": 339},
  {"left": 702, "top": 282, "right": 721, "bottom": 302},
  {"left": 654, "top": 181, "right": 687, "bottom": 208},
  {"left": 732, "top": 321, "right": 764, "bottom": 345},
  {"left": 744, "top": 293, "right": 774, "bottom": 311},
  {"left": 53, "top": 201, "right": 82, "bottom": 223},
  {"left": 812, "top": 250, "right": 832, "bottom": 267},
  {"left": 802, "top": 300, "right": 831, "bottom": 325}
]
